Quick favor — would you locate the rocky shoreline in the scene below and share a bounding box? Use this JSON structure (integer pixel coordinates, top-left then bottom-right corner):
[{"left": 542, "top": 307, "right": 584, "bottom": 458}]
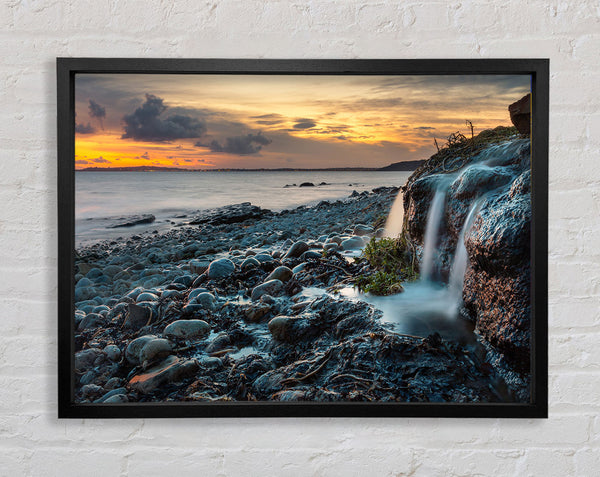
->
[{"left": 74, "top": 185, "right": 514, "bottom": 404}]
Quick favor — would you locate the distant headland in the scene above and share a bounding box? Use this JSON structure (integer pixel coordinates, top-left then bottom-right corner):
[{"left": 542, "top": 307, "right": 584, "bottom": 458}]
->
[{"left": 77, "top": 159, "right": 425, "bottom": 172}]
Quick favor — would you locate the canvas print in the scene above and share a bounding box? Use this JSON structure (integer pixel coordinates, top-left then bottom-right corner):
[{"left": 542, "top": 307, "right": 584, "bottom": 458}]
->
[{"left": 73, "top": 73, "right": 532, "bottom": 405}]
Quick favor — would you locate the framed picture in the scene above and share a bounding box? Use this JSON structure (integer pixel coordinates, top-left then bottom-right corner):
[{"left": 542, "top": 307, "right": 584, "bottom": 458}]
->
[{"left": 58, "top": 58, "right": 548, "bottom": 418}]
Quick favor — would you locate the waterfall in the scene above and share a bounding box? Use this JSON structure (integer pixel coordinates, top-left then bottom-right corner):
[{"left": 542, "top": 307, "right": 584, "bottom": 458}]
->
[
  {"left": 447, "top": 200, "right": 483, "bottom": 313},
  {"left": 420, "top": 188, "right": 446, "bottom": 282},
  {"left": 383, "top": 190, "right": 404, "bottom": 238}
]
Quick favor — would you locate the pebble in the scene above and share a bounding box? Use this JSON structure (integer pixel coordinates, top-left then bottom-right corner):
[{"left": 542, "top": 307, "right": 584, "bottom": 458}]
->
[
  {"left": 341, "top": 236, "right": 365, "bottom": 250},
  {"left": 139, "top": 338, "right": 173, "bottom": 364},
  {"left": 241, "top": 257, "right": 261, "bottom": 269},
  {"left": 189, "top": 259, "right": 210, "bottom": 274},
  {"left": 126, "top": 335, "right": 157, "bottom": 365},
  {"left": 190, "top": 292, "right": 216, "bottom": 311},
  {"left": 251, "top": 279, "right": 284, "bottom": 301},
  {"left": 353, "top": 224, "right": 374, "bottom": 236},
  {"left": 207, "top": 258, "right": 236, "bottom": 279},
  {"left": 163, "top": 319, "right": 210, "bottom": 339},
  {"left": 136, "top": 292, "right": 158, "bottom": 302},
  {"left": 284, "top": 241, "right": 309, "bottom": 258},
  {"left": 103, "top": 344, "right": 121, "bottom": 362},
  {"left": 266, "top": 266, "right": 293, "bottom": 282}
]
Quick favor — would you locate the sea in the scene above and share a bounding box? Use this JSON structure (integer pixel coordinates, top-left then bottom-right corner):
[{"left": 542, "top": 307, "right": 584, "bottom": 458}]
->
[{"left": 76, "top": 170, "right": 412, "bottom": 245}]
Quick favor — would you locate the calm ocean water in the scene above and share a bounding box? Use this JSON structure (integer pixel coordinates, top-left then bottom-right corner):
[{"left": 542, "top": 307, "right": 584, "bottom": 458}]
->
[{"left": 76, "top": 170, "right": 412, "bottom": 245}]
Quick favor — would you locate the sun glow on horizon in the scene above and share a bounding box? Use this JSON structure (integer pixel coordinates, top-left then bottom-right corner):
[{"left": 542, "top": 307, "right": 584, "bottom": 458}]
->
[{"left": 74, "top": 74, "right": 531, "bottom": 170}]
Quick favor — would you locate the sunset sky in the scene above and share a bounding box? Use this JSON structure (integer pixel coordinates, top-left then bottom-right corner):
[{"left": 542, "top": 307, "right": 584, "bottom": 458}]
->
[{"left": 74, "top": 74, "right": 530, "bottom": 170}]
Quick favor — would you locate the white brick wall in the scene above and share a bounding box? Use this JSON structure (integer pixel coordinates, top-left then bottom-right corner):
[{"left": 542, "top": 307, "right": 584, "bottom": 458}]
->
[{"left": 0, "top": 1, "right": 598, "bottom": 475}]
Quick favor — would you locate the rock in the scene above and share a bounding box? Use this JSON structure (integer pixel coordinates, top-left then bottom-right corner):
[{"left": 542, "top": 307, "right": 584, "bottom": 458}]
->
[
  {"left": 86, "top": 268, "right": 103, "bottom": 279},
  {"left": 267, "top": 315, "right": 313, "bottom": 343},
  {"left": 128, "top": 356, "right": 199, "bottom": 394},
  {"left": 81, "top": 384, "right": 103, "bottom": 399},
  {"left": 190, "top": 292, "right": 216, "bottom": 311},
  {"left": 251, "top": 279, "right": 284, "bottom": 301},
  {"left": 102, "top": 265, "right": 123, "bottom": 277},
  {"left": 95, "top": 387, "right": 128, "bottom": 403},
  {"left": 103, "top": 344, "right": 121, "bottom": 362},
  {"left": 266, "top": 266, "right": 293, "bottom": 282},
  {"left": 253, "top": 253, "right": 275, "bottom": 264},
  {"left": 188, "top": 288, "right": 209, "bottom": 300},
  {"left": 241, "top": 257, "right": 261, "bottom": 269},
  {"left": 189, "top": 202, "right": 270, "bottom": 226},
  {"left": 244, "top": 304, "right": 272, "bottom": 323},
  {"left": 341, "top": 236, "right": 365, "bottom": 250},
  {"left": 402, "top": 131, "right": 533, "bottom": 381},
  {"left": 108, "top": 214, "right": 155, "bottom": 228},
  {"left": 284, "top": 241, "right": 309, "bottom": 258},
  {"left": 353, "top": 224, "right": 374, "bottom": 236},
  {"left": 76, "top": 277, "right": 93, "bottom": 288},
  {"left": 125, "top": 335, "right": 157, "bottom": 365},
  {"left": 509, "top": 93, "right": 531, "bottom": 135},
  {"left": 198, "top": 356, "right": 224, "bottom": 370},
  {"left": 301, "top": 250, "right": 322, "bottom": 260},
  {"left": 189, "top": 259, "right": 210, "bottom": 274},
  {"left": 292, "top": 263, "right": 308, "bottom": 274},
  {"left": 125, "top": 286, "right": 145, "bottom": 300},
  {"left": 103, "top": 394, "right": 129, "bottom": 403},
  {"left": 78, "top": 312, "right": 106, "bottom": 331},
  {"left": 205, "top": 333, "right": 231, "bottom": 353},
  {"left": 103, "top": 377, "right": 122, "bottom": 390},
  {"left": 323, "top": 243, "right": 340, "bottom": 252},
  {"left": 163, "top": 319, "right": 210, "bottom": 340},
  {"left": 79, "top": 371, "right": 97, "bottom": 386},
  {"left": 173, "top": 274, "right": 194, "bottom": 287},
  {"left": 136, "top": 292, "right": 158, "bottom": 302},
  {"left": 299, "top": 182, "right": 314, "bottom": 187},
  {"left": 124, "top": 303, "right": 152, "bottom": 329},
  {"left": 139, "top": 338, "right": 173, "bottom": 364},
  {"left": 207, "top": 258, "right": 235, "bottom": 279},
  {"left": 75, "top": 348, "right": 104, "bottom": 371}
]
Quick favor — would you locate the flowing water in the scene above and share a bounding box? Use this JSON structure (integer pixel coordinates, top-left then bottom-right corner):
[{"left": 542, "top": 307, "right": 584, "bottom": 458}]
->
[
  {"left": 382, "top": 189, "right": 404, "bottom": 238},
  {"left": 420, "top": 188, "right": 447, "bottom": 282},
  {"left": 350, "top": 139, "right": 528, "bottom": 340}
]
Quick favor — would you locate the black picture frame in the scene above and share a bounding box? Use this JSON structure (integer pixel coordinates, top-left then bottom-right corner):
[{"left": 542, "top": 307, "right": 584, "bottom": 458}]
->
[{"left": 57, "top": 58, "right": 548, "bottom": 419}]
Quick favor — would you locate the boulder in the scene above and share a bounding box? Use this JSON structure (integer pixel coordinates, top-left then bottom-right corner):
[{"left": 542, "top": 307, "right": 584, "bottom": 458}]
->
[
  {"left": 267, "top": 315, "right": 313, "bottom": 343},
  {"left": 128, "top": 356, "right": 199, "bottom": 393},
  {"left": 266, "top": 266, "right": 293, "bottom": 282},
  {"left": 284, "top": 241, "right": 309, "bottom": 258},
  {"left": 341, "top": 236, "right": 365, "bottom": 250},
  {"left": 207, "top": 258, "right": 235, "bottom": 279},
  {"left": 163, "top": 319, "right": 210, "bottom": 340},
  {"left": 251, "top": 279, "right": 284, "bottom": 301},
  {"left": 108, "top": 214, "right": 155, "bottom": 228},
  {"left": 125, "top": 335, "right": 157, "bottom": 365},
  {"left": 508, "top": 93, "right": 531, "bottom": 135},
  {"left": 189, "top": 202, "right": 269, "bottom": 226}
]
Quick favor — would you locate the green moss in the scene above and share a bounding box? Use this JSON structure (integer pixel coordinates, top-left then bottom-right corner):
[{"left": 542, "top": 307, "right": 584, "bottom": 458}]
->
[
  {"left": 356, "top": 271, "right": 404, "bottom": 296},
  {"left": 354, "top": 236, "right": 418, "bottom": 295}
]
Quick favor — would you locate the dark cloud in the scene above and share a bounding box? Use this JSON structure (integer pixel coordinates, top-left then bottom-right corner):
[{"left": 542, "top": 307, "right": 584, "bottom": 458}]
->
[
  {"left": 88, "top": 100, "right": 106, "bottom": 119},
  {"left": 75, "top": 122, "right": 95, "bottom": 134},
  {"left": 251, "top": 113, "right": 286, "bottom": 126},
  {"left": 196, "top": 133, "right": 272, "bottom": 155},
  {"left": 92, "top": 156, "right": 110, "bottom": 163},
  {"left": 293, "top": 119, "right": 316, "bottom": 130},
  {"left": 336, "top": 135, "right": 347, "bottom": 140},
  {"left": 75, "top": 159, "right": 90, "bottom": 165},
  {"left": 122, "top": 94, "right": 207, "bottom": 142},
  {"left": 141, "top": 152, "right": 150, "bottom": 160},
  {"left": 414, "top": 126, "right": 435, "bottom": 130}
]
